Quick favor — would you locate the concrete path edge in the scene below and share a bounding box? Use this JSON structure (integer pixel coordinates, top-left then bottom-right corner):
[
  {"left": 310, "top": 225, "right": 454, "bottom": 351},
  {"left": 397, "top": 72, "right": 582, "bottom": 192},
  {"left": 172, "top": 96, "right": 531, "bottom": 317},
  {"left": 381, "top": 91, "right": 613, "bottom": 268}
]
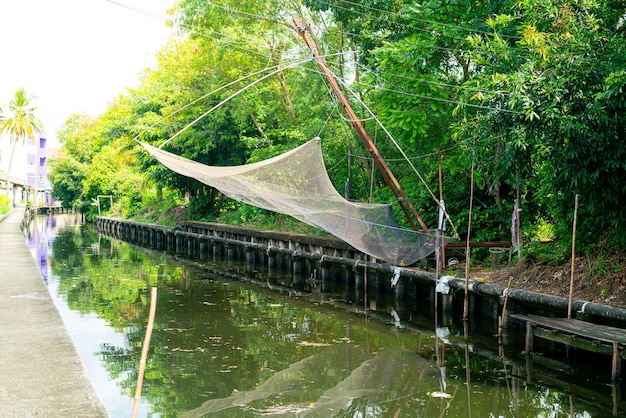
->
[{"left": 0, "top": 207, "right": 108, "bottom": 417}]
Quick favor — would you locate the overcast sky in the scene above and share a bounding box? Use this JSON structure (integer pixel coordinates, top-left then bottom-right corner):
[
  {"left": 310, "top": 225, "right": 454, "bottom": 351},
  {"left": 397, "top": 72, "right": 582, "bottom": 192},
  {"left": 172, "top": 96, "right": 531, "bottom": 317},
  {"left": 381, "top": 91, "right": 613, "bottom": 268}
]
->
[{"left": 0, "top": 0, "right": 174, "bottom": 144}]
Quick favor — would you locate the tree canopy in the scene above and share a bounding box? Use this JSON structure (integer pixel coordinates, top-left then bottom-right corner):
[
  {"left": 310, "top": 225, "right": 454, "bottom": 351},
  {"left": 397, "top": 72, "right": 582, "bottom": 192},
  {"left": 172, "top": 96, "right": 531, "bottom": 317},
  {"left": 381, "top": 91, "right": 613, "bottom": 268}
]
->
[
  {"left": 49, "top": 0, "right": 626, "bottom": 261},
  {"left": 0, "top": 87, "right": 43, "bottom": 201}
]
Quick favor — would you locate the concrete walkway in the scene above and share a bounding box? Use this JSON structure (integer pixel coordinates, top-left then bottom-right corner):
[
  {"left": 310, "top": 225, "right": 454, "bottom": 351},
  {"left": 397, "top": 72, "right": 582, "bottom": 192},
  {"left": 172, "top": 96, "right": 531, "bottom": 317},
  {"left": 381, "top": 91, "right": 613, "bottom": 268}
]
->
[{"left": 0, "top": 207, "right": 108, "bottom": 417}]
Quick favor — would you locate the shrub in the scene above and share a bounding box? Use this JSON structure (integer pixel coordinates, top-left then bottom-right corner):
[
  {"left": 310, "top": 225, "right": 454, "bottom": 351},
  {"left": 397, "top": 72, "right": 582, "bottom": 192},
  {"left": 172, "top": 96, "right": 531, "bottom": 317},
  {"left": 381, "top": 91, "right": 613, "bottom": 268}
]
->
[{"left": 0, "top": 195, "right": 11, "bottom": 215}]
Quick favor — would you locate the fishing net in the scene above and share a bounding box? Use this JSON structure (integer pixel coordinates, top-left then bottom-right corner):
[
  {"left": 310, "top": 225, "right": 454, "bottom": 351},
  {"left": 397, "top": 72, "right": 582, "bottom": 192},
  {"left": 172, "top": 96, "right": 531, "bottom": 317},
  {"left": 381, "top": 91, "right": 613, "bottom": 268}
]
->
[{"left": 140, "top": 138, "right": 438, "bottom": 265}]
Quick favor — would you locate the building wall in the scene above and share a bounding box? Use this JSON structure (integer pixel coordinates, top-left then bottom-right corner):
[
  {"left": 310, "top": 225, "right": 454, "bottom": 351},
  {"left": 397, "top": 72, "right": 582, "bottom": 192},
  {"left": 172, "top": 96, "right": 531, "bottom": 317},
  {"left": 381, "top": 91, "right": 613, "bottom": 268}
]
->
[
  {"left": 26, "top": 135, "right": 52, "bottom": 206},
  {"left": 0, "top": 134, "right": 51, "bottom": 206},
  {"left": 0, "top": 136, "right": 30, "bottom": 205}
]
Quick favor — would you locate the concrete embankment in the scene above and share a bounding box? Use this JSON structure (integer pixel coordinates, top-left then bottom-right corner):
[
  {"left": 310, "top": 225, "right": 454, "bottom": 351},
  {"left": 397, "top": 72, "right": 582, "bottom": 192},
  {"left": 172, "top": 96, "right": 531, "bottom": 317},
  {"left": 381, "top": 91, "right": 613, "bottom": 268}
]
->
[
  {"left": 0, "top": 207, "right": 107, "bottom": 417},
  {"left": 97, "top": 216, "right": 626, "bottom": 328}
]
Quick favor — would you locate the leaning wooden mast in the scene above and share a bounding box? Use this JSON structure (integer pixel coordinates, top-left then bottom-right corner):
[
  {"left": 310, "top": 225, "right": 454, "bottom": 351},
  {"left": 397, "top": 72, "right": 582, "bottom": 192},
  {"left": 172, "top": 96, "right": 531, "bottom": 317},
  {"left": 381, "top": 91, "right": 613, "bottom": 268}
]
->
[{"left": 293, "top": 18, "right": 431, "bottom": 236}]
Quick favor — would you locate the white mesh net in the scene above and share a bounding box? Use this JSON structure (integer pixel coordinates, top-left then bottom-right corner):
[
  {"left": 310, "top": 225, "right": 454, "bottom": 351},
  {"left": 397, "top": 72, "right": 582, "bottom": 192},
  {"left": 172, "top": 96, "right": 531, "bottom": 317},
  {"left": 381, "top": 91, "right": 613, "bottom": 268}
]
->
[{"left": 141, "top": 138, "right": 438, "bottom": 265}]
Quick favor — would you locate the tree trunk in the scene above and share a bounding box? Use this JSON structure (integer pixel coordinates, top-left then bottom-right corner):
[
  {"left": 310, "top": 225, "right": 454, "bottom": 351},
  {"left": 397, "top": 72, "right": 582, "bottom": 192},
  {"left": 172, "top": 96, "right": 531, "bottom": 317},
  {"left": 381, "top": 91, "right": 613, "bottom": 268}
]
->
[
  {"left": 249, "top": 111, "right": 271, "bottom": 146},
  {"left": 268, "top": 41, "right": 296, "bottom": 119}
]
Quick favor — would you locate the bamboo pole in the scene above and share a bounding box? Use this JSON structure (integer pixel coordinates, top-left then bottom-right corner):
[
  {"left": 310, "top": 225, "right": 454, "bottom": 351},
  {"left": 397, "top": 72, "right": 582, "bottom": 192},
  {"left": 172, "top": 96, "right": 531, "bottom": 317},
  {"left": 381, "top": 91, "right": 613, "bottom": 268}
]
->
[
  {"left": 293, "top": 18, "right": 432, "bottom": 237},
  {"left": 568, "top": 194, "right": 579, "bottom": 319},
  {"left": 132, "top": 287, "right": 158, "bottom": 418},
  {"left": 463, "top": 320, "right": 472, "bottom": 417},
  {"left": 438, "top": 150, "right": 446, "bottom": 264},
  {"left": 434, "top": 234, "right": 440, "bottom": 324},
  {"left": 516, "top": 173, "right": 522, "bottom": 261},
  {"left": 463, "top": 164, "right": 475, "bottom": 320},
  {"left": 498, "top": 277, "right": 513, "bottom": 339}
]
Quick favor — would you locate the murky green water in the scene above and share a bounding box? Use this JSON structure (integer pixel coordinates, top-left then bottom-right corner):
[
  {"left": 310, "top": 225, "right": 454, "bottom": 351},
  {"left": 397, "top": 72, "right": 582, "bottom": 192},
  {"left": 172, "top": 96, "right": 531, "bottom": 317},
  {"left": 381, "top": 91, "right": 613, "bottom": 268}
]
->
[{"left": 26, "top": 214, "right": 621, "bottom": 417}]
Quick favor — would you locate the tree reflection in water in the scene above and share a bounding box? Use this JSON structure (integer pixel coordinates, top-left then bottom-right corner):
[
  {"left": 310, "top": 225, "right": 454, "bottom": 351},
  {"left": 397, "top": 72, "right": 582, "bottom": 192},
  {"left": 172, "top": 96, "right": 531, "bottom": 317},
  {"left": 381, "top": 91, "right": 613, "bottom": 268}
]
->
[{"left": 37, "top": 216, "right": 618, "bottom": 417}]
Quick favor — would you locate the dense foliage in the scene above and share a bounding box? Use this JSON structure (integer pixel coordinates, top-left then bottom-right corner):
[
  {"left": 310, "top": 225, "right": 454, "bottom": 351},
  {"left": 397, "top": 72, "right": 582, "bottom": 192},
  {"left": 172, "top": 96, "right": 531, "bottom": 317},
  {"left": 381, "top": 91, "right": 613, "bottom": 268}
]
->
[
  {"left": 0, "top": 194, "right": 10, "bottom": 215},
  {"left": 49, "top": 0, "right": 626, "bottom": 261}
]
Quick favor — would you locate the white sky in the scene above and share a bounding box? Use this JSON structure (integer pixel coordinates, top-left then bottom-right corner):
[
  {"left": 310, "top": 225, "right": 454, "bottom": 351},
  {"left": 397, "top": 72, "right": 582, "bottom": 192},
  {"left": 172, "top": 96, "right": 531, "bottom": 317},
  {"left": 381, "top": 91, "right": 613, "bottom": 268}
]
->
[{"left": 0, "top": 0, "right": 174, "bottom": 145}]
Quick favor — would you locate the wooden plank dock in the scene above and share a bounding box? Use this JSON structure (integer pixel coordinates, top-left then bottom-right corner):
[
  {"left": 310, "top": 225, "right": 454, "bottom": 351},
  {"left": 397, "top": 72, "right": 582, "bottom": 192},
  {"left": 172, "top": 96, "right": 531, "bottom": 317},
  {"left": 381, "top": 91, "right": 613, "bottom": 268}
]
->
[{"left": 511, "top": 313, "right": 626, "bottom": 382}]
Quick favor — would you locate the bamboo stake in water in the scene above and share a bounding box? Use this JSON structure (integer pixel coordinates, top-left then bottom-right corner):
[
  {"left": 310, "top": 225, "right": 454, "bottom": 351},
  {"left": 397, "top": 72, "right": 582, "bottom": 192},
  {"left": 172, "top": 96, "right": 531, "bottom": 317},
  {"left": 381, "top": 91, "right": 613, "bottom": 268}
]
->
[
  {"left": 568, "top": 194, "right": 579, "bottom": 319},
  {"left": 132, "top": 287, "right": 158, "bottom": 418}
]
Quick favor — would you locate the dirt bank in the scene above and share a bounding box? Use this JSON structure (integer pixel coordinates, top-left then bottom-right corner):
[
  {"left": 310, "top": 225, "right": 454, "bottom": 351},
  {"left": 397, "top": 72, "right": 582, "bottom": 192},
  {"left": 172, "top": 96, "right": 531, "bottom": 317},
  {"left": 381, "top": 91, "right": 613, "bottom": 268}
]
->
[{"left": 479, "top": 251, "right": 626, "bottom": 309}]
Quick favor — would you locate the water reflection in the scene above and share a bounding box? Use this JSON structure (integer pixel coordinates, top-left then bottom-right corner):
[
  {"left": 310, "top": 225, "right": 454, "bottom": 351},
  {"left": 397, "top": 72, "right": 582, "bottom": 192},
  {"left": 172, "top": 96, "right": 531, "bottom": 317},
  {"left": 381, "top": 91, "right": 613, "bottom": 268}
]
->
[{"left": 26, "top": 214, "right": 621, "bottom": 417}]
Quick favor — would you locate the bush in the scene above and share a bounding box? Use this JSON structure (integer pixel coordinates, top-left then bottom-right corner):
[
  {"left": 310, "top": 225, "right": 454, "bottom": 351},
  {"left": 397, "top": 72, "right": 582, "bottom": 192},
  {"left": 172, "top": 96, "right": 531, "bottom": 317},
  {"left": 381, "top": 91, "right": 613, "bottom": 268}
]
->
[{"left": 0, "top": 195, "right": 10, "bottom": 215}]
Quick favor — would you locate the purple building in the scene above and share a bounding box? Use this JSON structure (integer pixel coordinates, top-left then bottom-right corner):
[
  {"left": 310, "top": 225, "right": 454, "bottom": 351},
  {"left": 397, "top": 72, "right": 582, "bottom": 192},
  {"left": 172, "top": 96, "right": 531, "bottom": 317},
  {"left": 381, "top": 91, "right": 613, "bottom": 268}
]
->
[{"left": 26, "top": 135, "right": 53, "bottom": 206}]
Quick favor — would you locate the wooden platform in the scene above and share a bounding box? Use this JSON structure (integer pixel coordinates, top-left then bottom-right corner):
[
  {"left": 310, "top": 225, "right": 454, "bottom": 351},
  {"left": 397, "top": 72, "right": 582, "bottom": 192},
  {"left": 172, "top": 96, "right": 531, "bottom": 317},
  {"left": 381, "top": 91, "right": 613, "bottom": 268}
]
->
[{"left": 511, "top": 313, "right": 626, "bottom": 382}]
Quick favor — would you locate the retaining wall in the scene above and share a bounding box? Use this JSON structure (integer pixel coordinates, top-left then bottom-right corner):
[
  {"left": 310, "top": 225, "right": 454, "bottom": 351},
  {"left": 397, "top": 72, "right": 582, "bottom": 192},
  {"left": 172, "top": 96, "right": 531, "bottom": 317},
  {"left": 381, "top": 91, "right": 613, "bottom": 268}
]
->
[{"left": 95, "top": 217, "right": 626, "bottom": 329}]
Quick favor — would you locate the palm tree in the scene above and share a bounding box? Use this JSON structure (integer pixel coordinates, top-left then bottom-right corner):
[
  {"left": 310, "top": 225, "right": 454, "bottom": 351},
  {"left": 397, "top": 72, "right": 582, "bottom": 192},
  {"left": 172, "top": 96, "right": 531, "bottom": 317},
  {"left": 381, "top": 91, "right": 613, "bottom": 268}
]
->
[{"left": 0, "top": 88, "right": 43, "bottom": 205}]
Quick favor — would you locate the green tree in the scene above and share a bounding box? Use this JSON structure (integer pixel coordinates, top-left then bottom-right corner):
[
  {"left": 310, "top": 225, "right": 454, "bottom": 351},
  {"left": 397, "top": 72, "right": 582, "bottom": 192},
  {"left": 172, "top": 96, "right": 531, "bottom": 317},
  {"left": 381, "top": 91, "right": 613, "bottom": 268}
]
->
[
  {"left": 131, "top": 4, "right": 344, "bottom": 221},
  {"left": 49, "top": 114, "right": 100, "bottom": 211},
  {"left": 303, "top": 0, "right": 521, "bottom": 237},
  {"left": 454, "top": 0, "right": 626, "bottom": 251},
  {"left": 48, "top": 157, "right": 88, "bottom": 209},
  {"left": 0, "top": 88, "right": 43, "bottom": 204},
  {"left": 49, "top": 0, "right": 626, "bottom": 259}
]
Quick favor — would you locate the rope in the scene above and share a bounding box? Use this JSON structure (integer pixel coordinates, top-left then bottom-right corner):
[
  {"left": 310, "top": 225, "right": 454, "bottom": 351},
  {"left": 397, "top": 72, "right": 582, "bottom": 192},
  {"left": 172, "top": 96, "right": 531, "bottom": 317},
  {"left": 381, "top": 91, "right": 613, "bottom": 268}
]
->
[
  {"left": 132, "top": 53, "right": 344, "bottom": 147},
  {"left": 321, "top": 66, "right": 460, "bottom": 238}
]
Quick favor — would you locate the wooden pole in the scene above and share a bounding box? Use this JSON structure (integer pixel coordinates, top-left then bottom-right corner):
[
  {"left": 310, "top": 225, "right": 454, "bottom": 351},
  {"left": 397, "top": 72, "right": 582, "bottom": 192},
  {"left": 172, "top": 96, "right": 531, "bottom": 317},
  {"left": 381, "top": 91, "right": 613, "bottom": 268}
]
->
[
  {"left": 434, "top": 231, "right": 440, "bottom": 324},
  {"left": 498, "top": 277, "right": 513, "bottom": 339},
  {"left": 438, "top": 150, "right": 446, "bottom": 264},
  {"left": 463, "top": 163, "right": 475, "bottom": 320},
  {"left": 516, "top": 173, "right": 522, "bottom": 261},
  {"left": 293, "top": 18, "right": 431, "bottom": 238},
  {"left": 132, "top": 287, "right": 158, "bottom": 418},
  {"left": 463, "top": 320, "right": 472, "bottom": 417},
  {"left": 363, "top": 265, "right": 368, "bottom": 311},
  {"left": 568, "top": 194, "right": 579, "bottom": 319}
]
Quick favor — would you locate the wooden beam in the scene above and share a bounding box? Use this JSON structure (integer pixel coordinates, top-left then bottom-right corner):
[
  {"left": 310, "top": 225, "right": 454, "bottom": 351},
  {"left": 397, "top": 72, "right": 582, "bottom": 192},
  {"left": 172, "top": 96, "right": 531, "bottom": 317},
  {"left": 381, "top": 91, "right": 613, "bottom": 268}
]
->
[
  {"left": 512, "top": 314, "right": 626, "bottom": 383},
  {"left": 613, "top": 342, "right": 621, "bottom": 383},
  {"left": 293, "top": 18, "right": 431, "bottom": 238},
  {"left": 444, "top": 241, "right": 512, "bottom": 249}
]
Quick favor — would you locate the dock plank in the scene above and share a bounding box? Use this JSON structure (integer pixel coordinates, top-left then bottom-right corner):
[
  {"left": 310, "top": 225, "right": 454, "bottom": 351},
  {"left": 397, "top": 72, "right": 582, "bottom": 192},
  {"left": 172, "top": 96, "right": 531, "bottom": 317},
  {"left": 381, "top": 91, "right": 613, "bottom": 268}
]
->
[
  {"left": 511, "top": 313, "right": 625, "bottom": 382},
  {"left": 510, "top": 314, "right": 626, "bottom": 345}
]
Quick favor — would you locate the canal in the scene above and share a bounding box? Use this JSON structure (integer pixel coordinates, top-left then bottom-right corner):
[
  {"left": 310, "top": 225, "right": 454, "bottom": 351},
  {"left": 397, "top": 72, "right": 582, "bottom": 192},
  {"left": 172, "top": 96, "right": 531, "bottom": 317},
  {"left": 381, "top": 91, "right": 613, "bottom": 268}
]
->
[{"left": 25, "top": 213, "right": 621, "bottom": 417}]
